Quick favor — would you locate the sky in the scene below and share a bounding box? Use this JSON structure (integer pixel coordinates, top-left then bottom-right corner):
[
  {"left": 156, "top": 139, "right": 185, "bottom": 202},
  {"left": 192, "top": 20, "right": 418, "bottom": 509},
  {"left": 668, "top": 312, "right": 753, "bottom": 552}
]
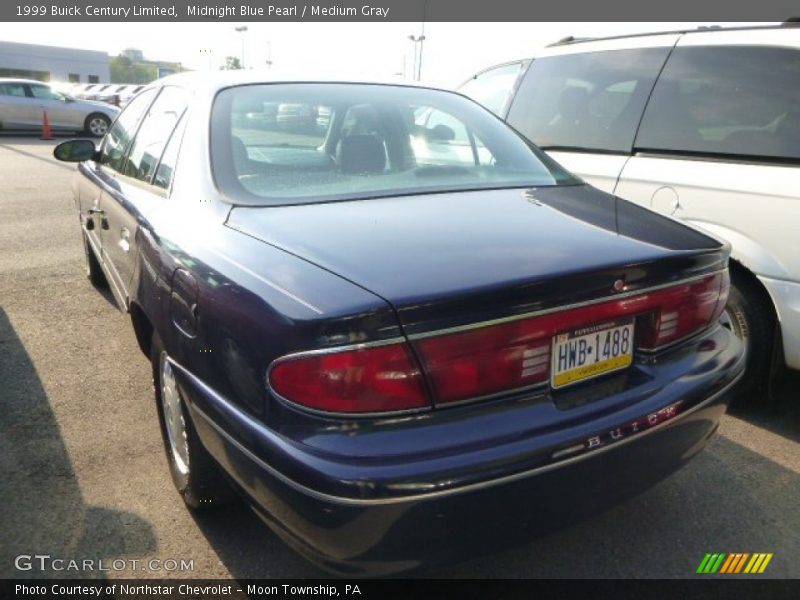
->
[{"left": 0, "top": 22, "right": 767, "bottom": 87}]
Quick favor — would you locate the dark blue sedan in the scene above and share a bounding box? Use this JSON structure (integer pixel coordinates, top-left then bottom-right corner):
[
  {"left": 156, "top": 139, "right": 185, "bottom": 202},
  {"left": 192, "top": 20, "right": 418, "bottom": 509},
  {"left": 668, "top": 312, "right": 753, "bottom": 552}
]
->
[{"left": 54, "top": 72, "right": 745, "bottom": 575}]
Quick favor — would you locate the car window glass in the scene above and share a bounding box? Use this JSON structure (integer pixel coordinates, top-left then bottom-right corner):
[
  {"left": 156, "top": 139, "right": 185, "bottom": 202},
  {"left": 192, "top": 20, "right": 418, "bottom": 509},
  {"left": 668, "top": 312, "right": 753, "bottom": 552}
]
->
[
  {"left": 459, "top": 62, "right": 523, "bottom": 116},
  {"left": 153, "top": 113, "right": 187, "bottom": 190},
  {"left": 29, "top": 85, "right": 63, "bottom": 101},
  {"left": 124, "top": 87, "right": 190, "bottom": 183},
  {"left": 0, "top": 83, "right": 26, "bottom": 97},
  {"left": 413, "top": 108, "right": 493, "bottom": 166},
  {"left": 635, "top": 46, "right": 800, "bottom": 161},
  {"left": 100, "top": 88, "right": 157, "bottom": 173},
  {"left": 505, "top": 48, "right": 670, "bottom": 153},
  {"left": 212, "top": 83, "right": 579, "bottom": 206}
]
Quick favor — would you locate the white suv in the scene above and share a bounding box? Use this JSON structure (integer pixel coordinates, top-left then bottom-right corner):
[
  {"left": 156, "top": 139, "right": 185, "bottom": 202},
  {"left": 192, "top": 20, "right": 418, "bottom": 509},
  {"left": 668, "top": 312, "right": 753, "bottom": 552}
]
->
[{"left": 460, "top": 24, "right": 800, "bottom": 397}]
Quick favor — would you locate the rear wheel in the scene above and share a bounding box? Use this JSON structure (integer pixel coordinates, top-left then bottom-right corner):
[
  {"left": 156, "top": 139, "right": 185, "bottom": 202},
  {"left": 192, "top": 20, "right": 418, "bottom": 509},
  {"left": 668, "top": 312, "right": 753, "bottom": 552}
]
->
[
  {"left": 151, "top": 334, "right": 235, "bottom": 509},
  {"left": 720, "top": 269, "right": 775, "bottom": 402},
  {"left": 84, "top": 113, "right": 110, "bottom": 137}
]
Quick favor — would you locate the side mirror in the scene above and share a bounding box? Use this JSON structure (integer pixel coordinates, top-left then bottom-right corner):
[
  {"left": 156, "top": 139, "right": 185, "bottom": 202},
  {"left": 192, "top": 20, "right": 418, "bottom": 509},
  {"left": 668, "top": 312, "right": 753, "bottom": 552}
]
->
[
  {"left": 53, "top": 139, "right": 98, "bottom": 162},
  {"left": 427, "top": 124, "right": 456, "bottom": 142},
  {"left": 64, "top": 95, "right": 75, "bottom": 103}
]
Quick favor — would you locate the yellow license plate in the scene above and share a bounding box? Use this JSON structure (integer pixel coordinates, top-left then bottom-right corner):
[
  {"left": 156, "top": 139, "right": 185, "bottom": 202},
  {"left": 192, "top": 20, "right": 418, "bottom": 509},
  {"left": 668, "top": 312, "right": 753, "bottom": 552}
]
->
[{"left": 551, "top": 319, "right": 634, "bottom": 389}]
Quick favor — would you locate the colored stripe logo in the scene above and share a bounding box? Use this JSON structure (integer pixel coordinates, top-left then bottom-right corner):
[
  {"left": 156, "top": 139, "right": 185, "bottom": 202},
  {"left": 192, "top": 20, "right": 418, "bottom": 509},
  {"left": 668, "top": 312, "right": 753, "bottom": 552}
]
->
[{"left": 697, "top": 553, "right": 773, "bottom": 574}]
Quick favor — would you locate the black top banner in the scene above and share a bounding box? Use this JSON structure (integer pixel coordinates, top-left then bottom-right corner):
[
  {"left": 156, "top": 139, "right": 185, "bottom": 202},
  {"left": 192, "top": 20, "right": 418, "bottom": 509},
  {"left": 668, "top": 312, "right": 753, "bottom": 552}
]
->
[{"left": 1, "top": 0, "right": 799, "bottom": 22}]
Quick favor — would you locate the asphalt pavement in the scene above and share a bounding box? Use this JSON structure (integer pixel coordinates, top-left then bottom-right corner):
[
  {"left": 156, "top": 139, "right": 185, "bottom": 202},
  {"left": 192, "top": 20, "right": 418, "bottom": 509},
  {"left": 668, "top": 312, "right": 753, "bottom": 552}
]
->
[{"left": 1, "top": 136, "right": 798, "bottom": 579}]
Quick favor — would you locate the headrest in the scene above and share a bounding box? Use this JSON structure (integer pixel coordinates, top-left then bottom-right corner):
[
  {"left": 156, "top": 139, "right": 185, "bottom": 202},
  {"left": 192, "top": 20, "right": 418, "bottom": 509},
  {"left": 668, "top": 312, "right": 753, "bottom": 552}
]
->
[{"left": 337, "top": 134, "right": 386, "bottom": 174}]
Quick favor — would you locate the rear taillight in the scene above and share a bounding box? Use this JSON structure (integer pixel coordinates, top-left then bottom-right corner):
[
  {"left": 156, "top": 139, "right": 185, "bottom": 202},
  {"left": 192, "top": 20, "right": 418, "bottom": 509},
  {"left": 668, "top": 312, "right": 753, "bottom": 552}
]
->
[
  {"left": 636, "top": 270, "right": 729, "bottom": 350},
  {"left": 415, "top": 271, "right": 729, "bottom": 405},
  {"left": 268, "top": 342, "right": 429, "bottom": 414},
  {"left": 269, "top": 271, "right": 729, "bottom": 413}
]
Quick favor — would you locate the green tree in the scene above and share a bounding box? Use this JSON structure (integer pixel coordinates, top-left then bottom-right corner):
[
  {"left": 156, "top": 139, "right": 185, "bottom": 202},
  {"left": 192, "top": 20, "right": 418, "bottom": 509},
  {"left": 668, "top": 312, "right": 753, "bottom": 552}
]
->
[
  {"left": 109, "top": 54, "right": 157, "bottom": 84},
  {"left": 221, "top": 56, "right": 243, "bottom": 70}
]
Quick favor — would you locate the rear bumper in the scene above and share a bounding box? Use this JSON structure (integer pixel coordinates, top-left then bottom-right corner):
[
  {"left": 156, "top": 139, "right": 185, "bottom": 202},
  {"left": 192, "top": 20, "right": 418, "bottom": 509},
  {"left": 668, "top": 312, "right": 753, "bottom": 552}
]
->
[
  {"left": 758, "top": 276, "right": 800, "bottom": 370},
  {"left": 174, "top": 324, "right": 745, "bottom": 574}
]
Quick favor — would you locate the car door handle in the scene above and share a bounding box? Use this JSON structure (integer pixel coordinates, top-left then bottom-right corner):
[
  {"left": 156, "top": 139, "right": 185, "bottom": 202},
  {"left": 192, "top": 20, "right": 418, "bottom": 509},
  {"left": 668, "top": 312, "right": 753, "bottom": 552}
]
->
[{"left": 119, "top": 227, "right": 130, "bottom": 253}]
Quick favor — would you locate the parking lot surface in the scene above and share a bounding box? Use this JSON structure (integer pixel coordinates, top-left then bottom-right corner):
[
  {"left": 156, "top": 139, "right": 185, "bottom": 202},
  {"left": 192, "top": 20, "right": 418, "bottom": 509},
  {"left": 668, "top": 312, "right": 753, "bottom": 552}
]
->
[{"left": 1, "top": 137, "right": 798, "bottom": 579}]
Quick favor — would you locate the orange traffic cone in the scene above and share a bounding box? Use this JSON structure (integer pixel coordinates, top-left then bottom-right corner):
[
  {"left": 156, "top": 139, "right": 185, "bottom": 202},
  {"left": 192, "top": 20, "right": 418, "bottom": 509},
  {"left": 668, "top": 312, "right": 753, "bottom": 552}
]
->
[{"left": 40, "top": 111, "right": 53, "bottom": 140}]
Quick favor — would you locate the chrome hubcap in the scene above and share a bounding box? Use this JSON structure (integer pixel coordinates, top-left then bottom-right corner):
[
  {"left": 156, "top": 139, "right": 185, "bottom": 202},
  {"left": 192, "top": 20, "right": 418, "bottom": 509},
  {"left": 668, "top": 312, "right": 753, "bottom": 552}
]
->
[
  {"left": 160, "top": 354, "right": 190, "bottom": 486},
  {"left": 89, "top": 118, "right": 107, "bottom": 136}
]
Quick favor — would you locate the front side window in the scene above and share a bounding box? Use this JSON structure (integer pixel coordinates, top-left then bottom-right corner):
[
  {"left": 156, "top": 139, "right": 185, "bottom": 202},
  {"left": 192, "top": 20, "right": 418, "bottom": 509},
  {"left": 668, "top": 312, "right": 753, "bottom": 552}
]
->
[
  {"left": 506, "top": 48, "right": 670, "bottom": 153},
  {"left": 459, "top": 62, "right": 525, "bottom": 116},
  {"left": 124, "top": 87, "right": 190, "bottom": 182},
  {"left": 100, "top": 88, "right": 157, "bottom": 173},
  {"left": 635, "top": 46, "right": 800, "bottom": 161},
  {"left": 29, "top": 85, "right": 64, "bottom": 101},
  {"left": 0, "top": 83, "right": 26, "bottom": 97},
  {"left": 211, "top": 83, "right": 578, "bottom": 206}
]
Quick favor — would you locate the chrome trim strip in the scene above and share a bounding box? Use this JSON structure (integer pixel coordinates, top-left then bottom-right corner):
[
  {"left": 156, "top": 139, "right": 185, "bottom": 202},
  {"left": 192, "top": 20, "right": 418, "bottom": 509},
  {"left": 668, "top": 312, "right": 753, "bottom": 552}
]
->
[
  {"left": 406, "top": 269, "right": 725, "bottom": 340},
  {"left": 174, "top": 355, "right": 743, "bottom": 507}
]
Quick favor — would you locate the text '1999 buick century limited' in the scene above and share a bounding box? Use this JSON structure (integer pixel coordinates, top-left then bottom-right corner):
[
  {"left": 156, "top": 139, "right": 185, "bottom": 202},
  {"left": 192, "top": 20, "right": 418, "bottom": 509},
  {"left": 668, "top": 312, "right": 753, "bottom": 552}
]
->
[{"left": 54, "top": 72, "right": 745, "bottom": 574}]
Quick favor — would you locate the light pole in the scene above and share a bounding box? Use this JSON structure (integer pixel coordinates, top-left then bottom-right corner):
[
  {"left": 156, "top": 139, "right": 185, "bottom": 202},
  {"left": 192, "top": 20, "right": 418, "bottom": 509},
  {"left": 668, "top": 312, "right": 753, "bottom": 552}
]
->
[
  {"left": 234, "top": 26, "right": 248, "bottom": 69},
  {"left": 265, "top": 40, "right": 273, "bottom": 69},
  {"left": 408, "top": 29, "right": 426, "bottom": 81}
]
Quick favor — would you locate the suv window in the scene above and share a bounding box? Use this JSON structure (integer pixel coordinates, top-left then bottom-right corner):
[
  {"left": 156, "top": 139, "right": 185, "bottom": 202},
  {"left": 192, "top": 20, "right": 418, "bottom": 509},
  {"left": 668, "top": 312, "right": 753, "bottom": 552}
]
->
[
  {"left": 506, "top": 48, "right": 670, "bottom": 153},
  {"left": 635, "top": 46, "right": 800, "bottom": 161},
  {"left": 100, "top": 89, "right": 156, "bottom": 173},
  {"left": 459, "top": 62, "right": 524, "bottom": 116},
  {"left": 124, "top": 87, "right": 189, "bottom": 182}
]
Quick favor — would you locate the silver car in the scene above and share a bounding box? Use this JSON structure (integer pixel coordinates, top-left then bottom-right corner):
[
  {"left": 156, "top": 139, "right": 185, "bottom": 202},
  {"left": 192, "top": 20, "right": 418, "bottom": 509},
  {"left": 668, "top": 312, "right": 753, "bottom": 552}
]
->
[{"left": 0, "top": 78, "right": 119, "bottom": 137}]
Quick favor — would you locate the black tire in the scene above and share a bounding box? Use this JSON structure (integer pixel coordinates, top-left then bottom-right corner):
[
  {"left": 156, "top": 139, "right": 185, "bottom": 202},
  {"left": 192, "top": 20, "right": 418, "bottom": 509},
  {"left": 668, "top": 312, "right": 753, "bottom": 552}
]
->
[
  {"left": 151, "top": 333, "right": 235, "bottom": 509},
  {"left": 82, "top": 231, "right": 107, "bottom": 289},
  {"left": 721, "top": 269, "right": 775, "bottom": 402},
  {"left": 84, "top": 113, "right": 110, "bottom": 137}
]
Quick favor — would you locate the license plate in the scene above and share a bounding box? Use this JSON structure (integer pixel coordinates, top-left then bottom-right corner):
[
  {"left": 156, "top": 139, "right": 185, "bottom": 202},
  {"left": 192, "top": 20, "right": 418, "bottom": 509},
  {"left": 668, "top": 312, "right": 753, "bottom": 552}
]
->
[{"left": 551, "top": 319, "right": 634, "bottom": 389}]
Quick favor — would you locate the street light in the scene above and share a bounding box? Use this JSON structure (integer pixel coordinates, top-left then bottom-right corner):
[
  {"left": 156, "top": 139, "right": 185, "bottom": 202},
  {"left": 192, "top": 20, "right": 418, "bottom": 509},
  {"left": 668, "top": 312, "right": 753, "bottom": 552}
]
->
[
  {"left": 234, "top": 26, "right": 248, "bottom": 69},
  {"left": 408, "top": 32, "right": 426, "bottom": 81}
]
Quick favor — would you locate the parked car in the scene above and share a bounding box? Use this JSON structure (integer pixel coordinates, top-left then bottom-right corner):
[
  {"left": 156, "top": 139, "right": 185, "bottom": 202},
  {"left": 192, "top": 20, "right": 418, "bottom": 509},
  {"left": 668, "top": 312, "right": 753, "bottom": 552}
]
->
[
  {"left": 117, "top": 84, "right": 146, "bottom": 108},
  {"left": 276, "top": 101, "right": 318, "bottom": 130},
  {"left": 0, "top": 78, "right": 119, "bottom": 136},
  {"left": 460, "top": 23, "right": 800, "bottom": 400},
  {"left": 53, "top": 72, "right": 744, "bottom": 574}
]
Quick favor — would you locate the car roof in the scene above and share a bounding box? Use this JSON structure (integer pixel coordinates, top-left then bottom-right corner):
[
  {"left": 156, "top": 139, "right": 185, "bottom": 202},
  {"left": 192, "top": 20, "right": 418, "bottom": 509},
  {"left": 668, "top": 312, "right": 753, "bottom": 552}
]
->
[
  {"left": 0, "top": 78, "right": 51, "bottom": 85},
  {"left": 156, "top": 69, "right": 448, "bottom": 95}
]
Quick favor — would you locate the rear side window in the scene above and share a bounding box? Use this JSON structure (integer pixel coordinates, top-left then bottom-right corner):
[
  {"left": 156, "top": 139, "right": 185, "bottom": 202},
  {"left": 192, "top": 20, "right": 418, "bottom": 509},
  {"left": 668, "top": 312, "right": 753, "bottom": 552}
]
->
[
  {"left": 124, "top": 86, "right": 189, "bottom": 182},
  {"left": 101, "top": 89, "right": 157, "bottom": 173},
  {"left": 506, "top": 48, "right": 670, "bottom": 153},
  {"left": 635, "top": 46, "right": 800, "bottom": 161},
  {"left": 459, "top": 62, "right": 524, "bottom": 116}
]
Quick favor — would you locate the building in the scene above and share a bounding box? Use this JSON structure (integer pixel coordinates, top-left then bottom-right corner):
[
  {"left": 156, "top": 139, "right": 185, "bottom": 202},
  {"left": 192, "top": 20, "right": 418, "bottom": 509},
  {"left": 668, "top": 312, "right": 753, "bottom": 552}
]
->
[{"left": 0, "top": 41, "right": 109, "bottom": 84}]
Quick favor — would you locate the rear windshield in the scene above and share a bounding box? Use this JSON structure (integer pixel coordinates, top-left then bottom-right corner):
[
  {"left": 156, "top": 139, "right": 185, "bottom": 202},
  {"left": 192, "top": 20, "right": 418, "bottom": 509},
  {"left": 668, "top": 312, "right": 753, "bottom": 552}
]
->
[{"left": 211, "top": 83, "right": 578, "bottom": 205}]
